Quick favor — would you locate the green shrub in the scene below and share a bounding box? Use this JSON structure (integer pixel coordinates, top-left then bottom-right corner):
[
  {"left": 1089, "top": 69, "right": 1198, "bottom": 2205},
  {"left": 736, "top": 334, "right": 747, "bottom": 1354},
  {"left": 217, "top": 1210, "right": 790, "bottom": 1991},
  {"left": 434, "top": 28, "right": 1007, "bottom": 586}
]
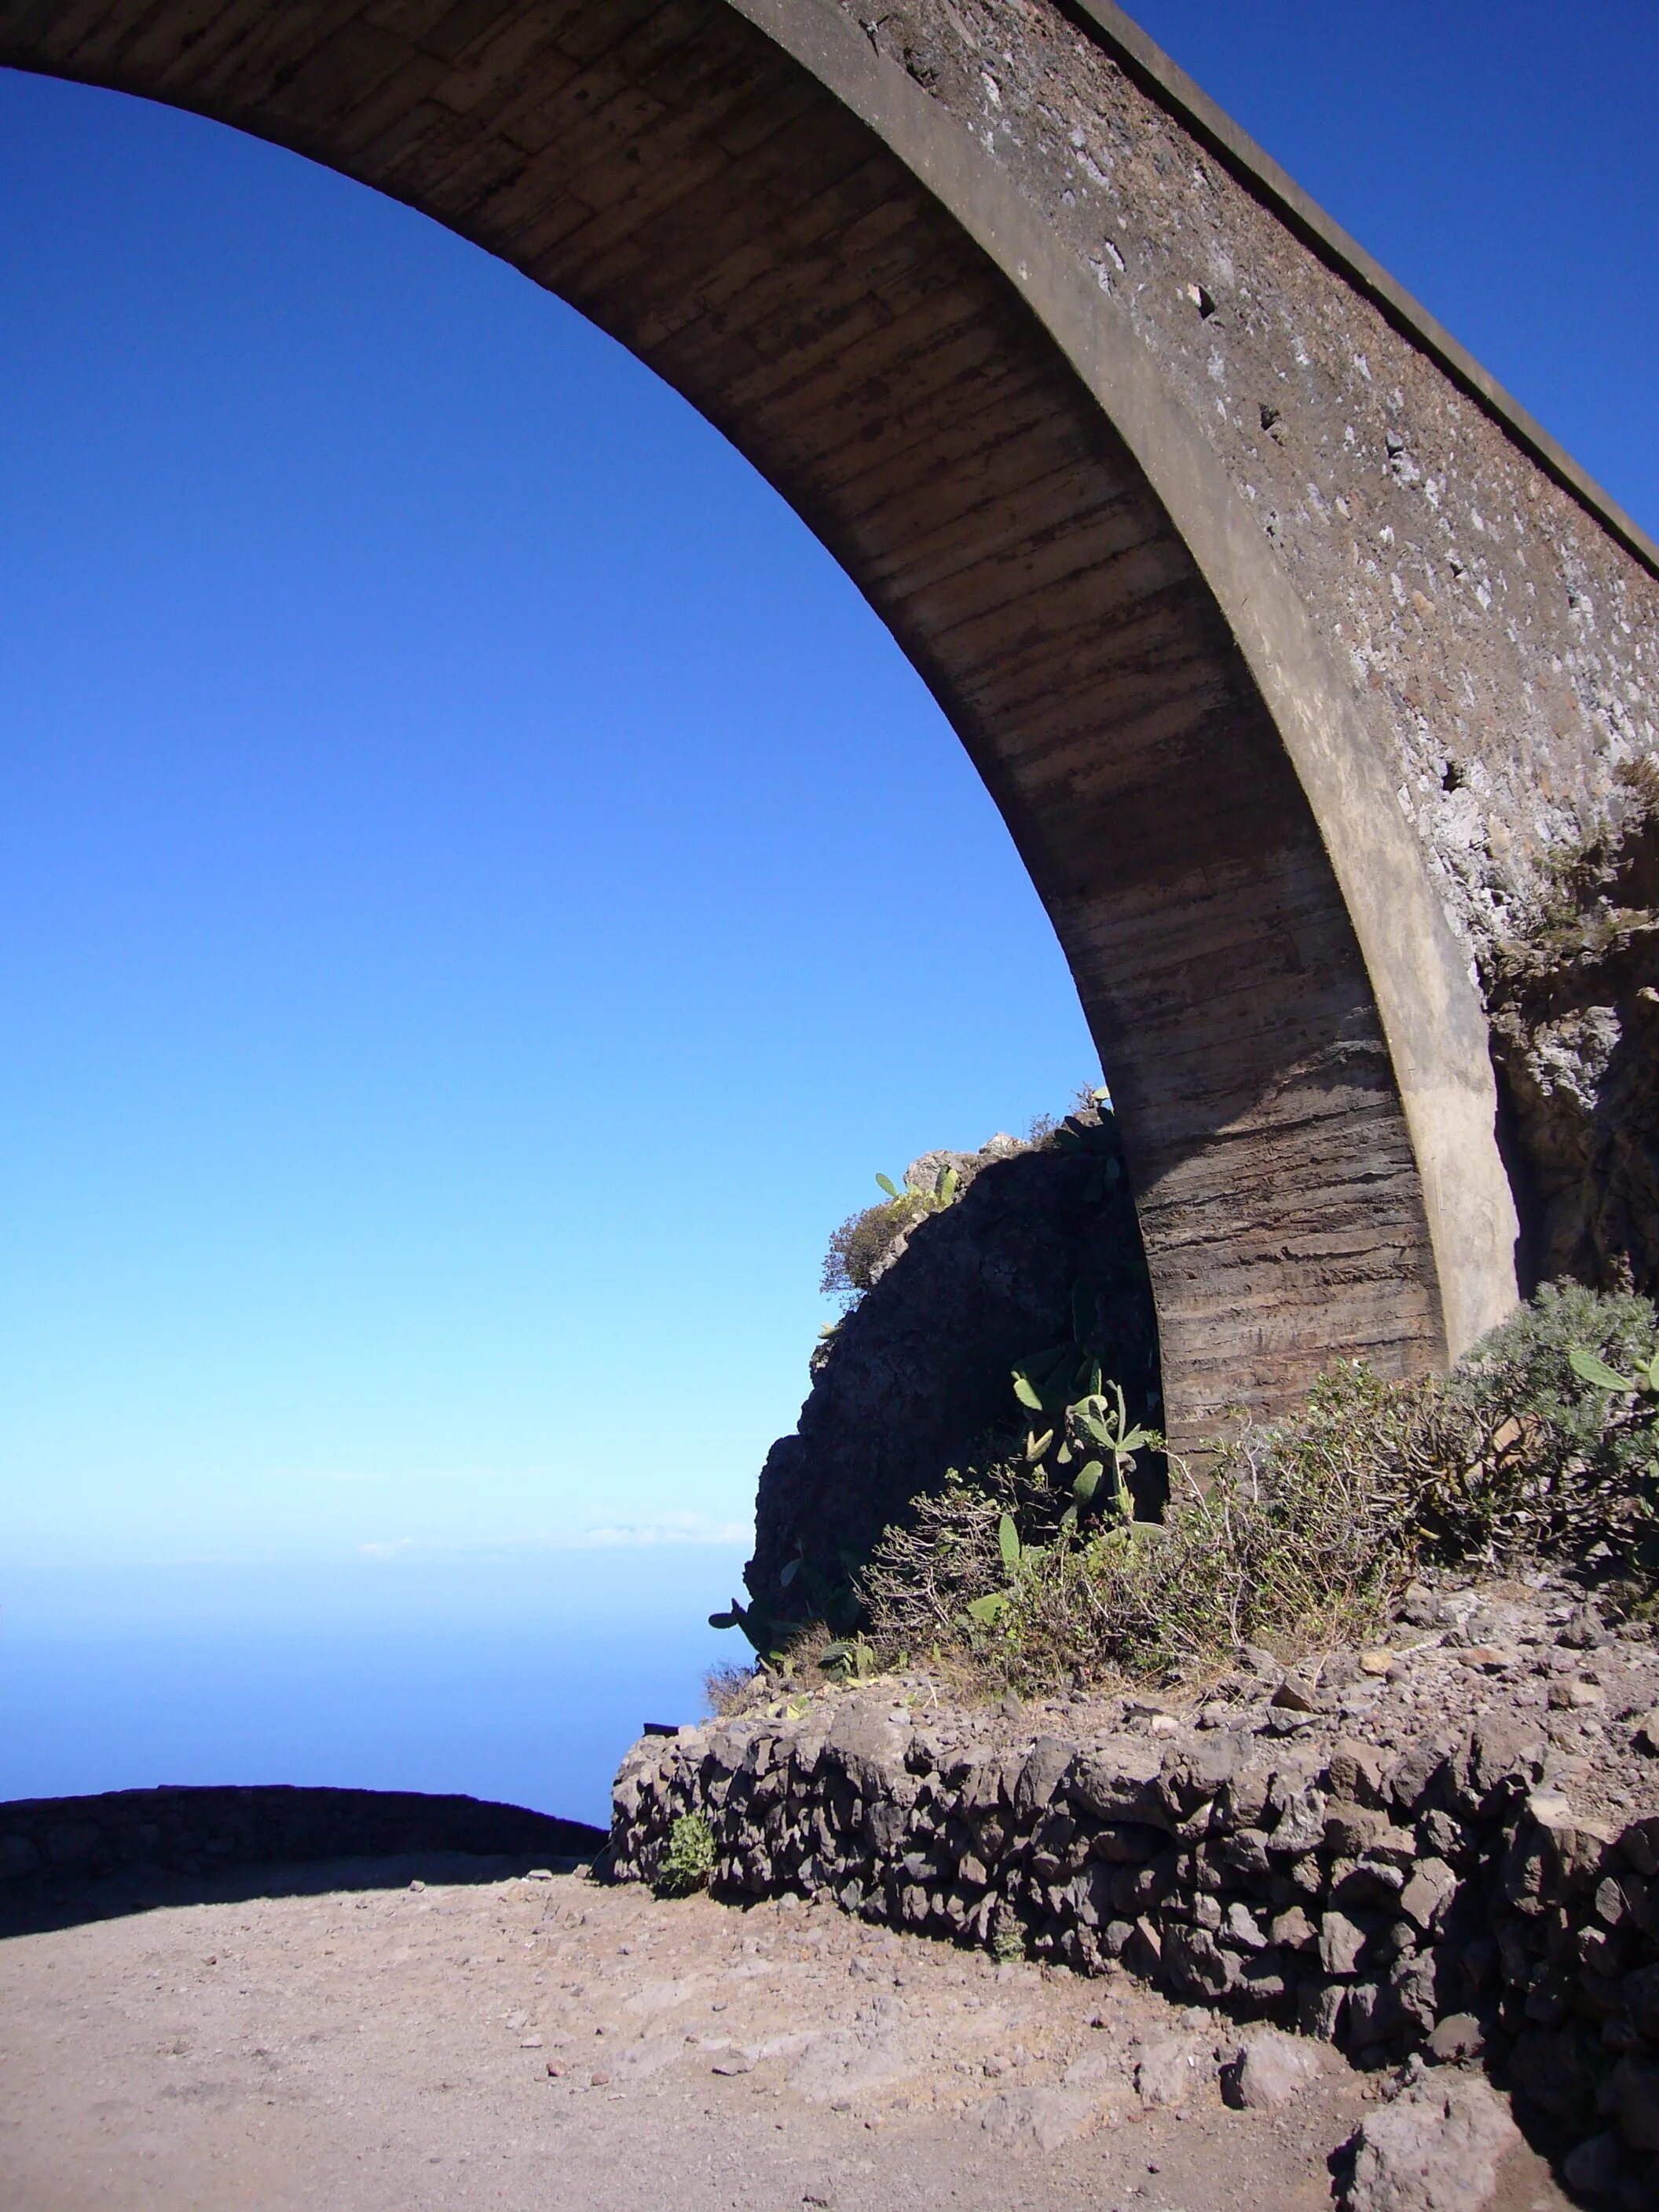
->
[
  {"left": 859, "top": 1282, "right": 1659, "bottom": 1692},
  {"left": 1433, "top": 1279, "right": 1659, "bottom": 1576},
  {"left": 656, "top": 1812, "right": 716, "bottom": 1897},
  {"left": 989, "top": 1906, "right": 1027, "bottom": 1961},
  {"left": 864, "top": 1364, "right": 1412, "bottom": 1689},
  {"left": 859, "top": 1467, "right": 1027, "bottom": 1652},
  {"left": 819, "top": 1162, "right": 963, "bottom": 1306},
  {"left": 820, "top": 1195, "right": 925, "bottom": 1303}
]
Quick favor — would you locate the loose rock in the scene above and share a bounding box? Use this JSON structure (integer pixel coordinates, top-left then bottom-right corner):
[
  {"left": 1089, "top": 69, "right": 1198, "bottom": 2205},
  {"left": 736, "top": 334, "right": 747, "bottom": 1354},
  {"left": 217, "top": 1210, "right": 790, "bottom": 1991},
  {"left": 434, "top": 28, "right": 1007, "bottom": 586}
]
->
[
  {"left": 1133, "top": 2035, "right": 1206, "bottom": 2110},
  {"left": 1342, "top": 2075, "right": 1519, "bottom": 2212},
  {"left": 977, "top": 2086, "right": 1096, "bottom": 2150},
  {"left": 1222, "top": 2029, "right": 1320, "bottom": 2111}
]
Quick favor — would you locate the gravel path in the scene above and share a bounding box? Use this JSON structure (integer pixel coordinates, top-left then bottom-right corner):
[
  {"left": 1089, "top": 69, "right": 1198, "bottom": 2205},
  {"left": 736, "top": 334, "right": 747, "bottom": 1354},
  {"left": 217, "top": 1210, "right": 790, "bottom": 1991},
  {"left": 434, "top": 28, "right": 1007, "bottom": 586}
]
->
[{"left": 0, "top": 1855, "right": 1575, "bottom": 2211}]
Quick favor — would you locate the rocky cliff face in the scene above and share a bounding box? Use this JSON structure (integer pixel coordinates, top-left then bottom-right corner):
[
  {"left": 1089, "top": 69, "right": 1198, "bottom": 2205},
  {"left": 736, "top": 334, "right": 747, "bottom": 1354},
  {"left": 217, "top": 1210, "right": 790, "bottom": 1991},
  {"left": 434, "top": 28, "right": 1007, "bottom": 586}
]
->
[
  {"left": 1486, "top": 786, "right": 1659, "bottom": 1296},
  {"left": 745, "top": 1114, "right": 1159, "bottom": 1629}
]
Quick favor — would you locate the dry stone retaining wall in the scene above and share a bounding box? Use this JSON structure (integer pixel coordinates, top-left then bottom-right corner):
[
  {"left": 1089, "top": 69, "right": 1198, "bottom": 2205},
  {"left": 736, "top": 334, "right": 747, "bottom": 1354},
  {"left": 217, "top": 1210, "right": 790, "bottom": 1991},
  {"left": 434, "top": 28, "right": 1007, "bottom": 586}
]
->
[{"left": 613, "top": 1686, "right": 1659, "bottom": 2200}]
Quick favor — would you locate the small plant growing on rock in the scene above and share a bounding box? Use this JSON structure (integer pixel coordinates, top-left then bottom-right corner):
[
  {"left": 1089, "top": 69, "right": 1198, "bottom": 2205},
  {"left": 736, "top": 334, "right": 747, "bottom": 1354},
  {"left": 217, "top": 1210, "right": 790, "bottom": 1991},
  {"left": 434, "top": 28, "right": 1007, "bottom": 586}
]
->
[
  {"left": 709, "top": 1544, "right": 870, "bottom": 1679},
  {"left": 776, "top": 1541, "right": 864, "bottom": 1638},
  {"left": 1049, "top": 1090, "right": 1122, "bottom": 1201},
  {"left": 819, "top": 1161, "right": 963, "bottom": 1306},
  {"left": 857, "top": 1472, "right": 1020, "bottom": 1650},
  {"left": 702, "top": 1662, "right": 756, "bottom": 1717},
  {"left": 1435, "top": 1279, "right": 1659, "bottom": 1587},
  {"left": 988, "top": 1905, "right": 1026, "bottom": 1963},
  {"left": 859, "top": 1282, "right": 1659, "bottom": 1690},
  {"left": 962, "top": 1513, "right": 1034, "bottom": 1629},
  {"left": 707, "top": 1593, "right": 790, "bottom": 1661},
  {"left": 1009, "top": 1273, "right": 1163, "bottom": 1524},
  {"left": 656, "top": 1812, "right": 716, "bottom": 1897},
  {"left": 819, "top": 1632, "right": 878, "bottom": 1683},
  {"left": 876, "top": 1163, "right": 960, "bottom": 1210},
  {"left": 1016, "top": 1375, "right": 1154, "bottom": 1522}
]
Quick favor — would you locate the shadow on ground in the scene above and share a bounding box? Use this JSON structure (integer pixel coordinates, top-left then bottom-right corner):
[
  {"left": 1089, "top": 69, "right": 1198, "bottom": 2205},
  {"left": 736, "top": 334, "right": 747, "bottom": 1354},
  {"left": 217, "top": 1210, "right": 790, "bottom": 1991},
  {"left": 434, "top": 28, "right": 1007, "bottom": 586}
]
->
[
  {"left": 0, "top": 1848, "right": 599, "bottom": 1940},
  {"left": 0, "top": 1783, "right": 606, "bottom": 1940}
]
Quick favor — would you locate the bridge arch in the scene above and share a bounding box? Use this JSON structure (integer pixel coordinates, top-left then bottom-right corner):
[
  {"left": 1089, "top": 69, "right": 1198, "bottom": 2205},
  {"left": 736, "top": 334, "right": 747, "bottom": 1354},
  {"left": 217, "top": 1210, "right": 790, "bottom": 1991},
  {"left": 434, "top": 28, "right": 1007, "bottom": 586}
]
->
[{"left": 2, "top": 0, "right": 1542, "bottom": 1445}]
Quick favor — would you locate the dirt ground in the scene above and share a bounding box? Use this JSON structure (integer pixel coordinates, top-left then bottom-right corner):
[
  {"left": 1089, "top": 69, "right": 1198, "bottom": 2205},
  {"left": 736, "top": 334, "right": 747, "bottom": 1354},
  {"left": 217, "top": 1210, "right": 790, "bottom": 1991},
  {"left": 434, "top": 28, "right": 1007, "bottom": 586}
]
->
[{"left": 0, "top": 1854, "right": 1577, "bottom": 2212}]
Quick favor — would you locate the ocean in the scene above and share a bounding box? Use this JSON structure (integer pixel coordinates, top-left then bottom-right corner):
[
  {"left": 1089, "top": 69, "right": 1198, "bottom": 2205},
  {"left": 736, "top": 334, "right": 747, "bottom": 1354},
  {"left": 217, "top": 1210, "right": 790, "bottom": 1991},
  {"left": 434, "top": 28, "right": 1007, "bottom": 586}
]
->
[{"left": 0, "top": 1548, "right": 752, "bottom": 1829}]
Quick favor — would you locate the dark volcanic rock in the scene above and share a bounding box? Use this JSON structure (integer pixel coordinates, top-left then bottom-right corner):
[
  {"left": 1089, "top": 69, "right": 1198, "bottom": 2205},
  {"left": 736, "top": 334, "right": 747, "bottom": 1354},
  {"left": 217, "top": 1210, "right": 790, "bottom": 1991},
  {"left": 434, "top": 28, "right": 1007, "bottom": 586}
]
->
[
  {"left": 746, "top": 1119, "right": 1159, "bottom": 1622},
  {"left": 1486, "top": 795, "right": 1659, "bottom": 1298}
]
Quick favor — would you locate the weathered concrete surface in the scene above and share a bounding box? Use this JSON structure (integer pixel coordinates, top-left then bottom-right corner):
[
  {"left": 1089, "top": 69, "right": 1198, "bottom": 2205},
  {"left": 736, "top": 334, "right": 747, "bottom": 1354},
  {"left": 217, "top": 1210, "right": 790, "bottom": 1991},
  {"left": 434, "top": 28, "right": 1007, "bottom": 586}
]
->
[{"left": 4, "top": 0, "right": 1654, "bottom": 1437}]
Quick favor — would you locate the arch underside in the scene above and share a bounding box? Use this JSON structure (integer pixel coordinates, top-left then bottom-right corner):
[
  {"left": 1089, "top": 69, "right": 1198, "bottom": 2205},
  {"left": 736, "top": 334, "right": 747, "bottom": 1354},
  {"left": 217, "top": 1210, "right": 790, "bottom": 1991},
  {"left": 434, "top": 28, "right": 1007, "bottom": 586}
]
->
[{"left": 2, "top": 0, "right": 1446, "bottom": 1441}]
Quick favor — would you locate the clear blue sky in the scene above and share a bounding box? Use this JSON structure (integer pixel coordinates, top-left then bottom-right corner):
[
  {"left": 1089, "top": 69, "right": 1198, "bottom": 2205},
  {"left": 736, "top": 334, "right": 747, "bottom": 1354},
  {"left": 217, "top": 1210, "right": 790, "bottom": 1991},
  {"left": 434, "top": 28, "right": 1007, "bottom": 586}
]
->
[{"left": 2, "top": 3, "right": 1654, "bottom": 1579}]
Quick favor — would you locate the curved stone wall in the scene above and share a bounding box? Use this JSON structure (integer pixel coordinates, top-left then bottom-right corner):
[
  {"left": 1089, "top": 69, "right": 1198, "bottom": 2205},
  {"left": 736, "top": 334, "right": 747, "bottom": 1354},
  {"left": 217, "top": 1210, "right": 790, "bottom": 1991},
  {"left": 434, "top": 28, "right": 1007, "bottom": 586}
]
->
[{"left": 0, "top": 1784, "right": 603, "bottom": 1899}]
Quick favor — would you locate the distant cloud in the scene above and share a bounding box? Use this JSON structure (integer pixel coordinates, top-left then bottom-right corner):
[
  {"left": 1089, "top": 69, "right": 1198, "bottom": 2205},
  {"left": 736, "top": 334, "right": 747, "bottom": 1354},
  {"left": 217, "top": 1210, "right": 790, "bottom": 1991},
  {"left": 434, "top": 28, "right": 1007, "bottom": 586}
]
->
[
  {"left": 272, "top": 1467, "right": 508, "bottom": 1486},
  {"left": 566, "top": 1514, "right": 751, "bottom": 1550},
  {"left": 357, "top": 1513, "right": 749, "bottom": 1561}
]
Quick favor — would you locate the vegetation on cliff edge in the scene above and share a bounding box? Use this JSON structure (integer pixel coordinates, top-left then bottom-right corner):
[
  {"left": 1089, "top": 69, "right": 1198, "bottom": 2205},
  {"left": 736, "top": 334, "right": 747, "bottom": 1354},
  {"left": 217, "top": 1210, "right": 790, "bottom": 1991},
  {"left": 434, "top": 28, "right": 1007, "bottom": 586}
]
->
[{"left": 855, "top": 1281, "right": 1659, "bottom": 1694}]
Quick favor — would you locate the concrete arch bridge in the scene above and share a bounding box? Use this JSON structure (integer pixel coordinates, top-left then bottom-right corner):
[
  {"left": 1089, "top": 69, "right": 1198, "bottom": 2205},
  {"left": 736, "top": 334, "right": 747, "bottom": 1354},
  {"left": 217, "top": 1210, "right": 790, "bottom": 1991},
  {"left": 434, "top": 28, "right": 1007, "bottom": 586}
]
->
[{"left": 6, "top": 0, "right": 1657, "bottom": 1452}]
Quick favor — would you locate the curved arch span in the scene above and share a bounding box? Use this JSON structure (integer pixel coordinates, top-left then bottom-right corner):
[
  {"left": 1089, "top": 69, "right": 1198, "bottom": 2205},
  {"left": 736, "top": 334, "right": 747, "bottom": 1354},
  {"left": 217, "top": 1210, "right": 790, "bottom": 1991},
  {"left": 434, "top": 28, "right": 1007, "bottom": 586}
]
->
[{"left": 0, "top": 0, "right": 1523, "bottom": 1447}]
